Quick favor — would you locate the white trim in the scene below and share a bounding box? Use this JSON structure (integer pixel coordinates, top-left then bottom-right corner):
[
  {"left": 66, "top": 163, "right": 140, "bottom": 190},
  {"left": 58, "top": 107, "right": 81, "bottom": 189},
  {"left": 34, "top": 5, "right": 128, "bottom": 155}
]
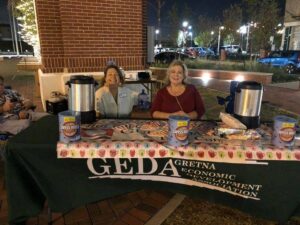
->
[
  {"left": 284, "top": 21, "right": 300, "bottom": 27},
  {"left": 145, "top": 194, "right": 186, "bottom": 225}
]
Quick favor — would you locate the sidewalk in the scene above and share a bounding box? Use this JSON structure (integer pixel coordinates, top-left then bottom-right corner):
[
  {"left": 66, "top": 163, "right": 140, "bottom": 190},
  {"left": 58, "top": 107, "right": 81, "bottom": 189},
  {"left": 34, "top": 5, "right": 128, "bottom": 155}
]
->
[{"left": 188, "top": 77, "right": 300, "bottom": 115}]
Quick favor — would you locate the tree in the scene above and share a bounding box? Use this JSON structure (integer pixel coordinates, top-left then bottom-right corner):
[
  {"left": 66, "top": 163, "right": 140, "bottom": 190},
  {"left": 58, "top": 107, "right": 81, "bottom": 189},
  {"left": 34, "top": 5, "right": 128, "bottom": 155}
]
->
[
  {"left": 243, "top": 0, "right": 282, "bottom": 52},
  {"left": 222, "top": 4, "right": 243, "bottom": 45},
  {"left": 181, "top": 3, "right": 194, "bottom": 26},
  {"left": 195, "top": 15, "right": 218, "bottom": 34},
  {"left": 156, "top": 0, "right": 165, "bottom": 32},
  {"left": 8, "top": 0, "right": 40, "bottom": 59},
  {"left": 194, "top": 31, "right": 212, "bottom": 47},
  {"left": 194, "top": 15, "right": 218, "bottom": 47},
  {"left": 167, "top": 2, "right": 180, "bottom": 46}
]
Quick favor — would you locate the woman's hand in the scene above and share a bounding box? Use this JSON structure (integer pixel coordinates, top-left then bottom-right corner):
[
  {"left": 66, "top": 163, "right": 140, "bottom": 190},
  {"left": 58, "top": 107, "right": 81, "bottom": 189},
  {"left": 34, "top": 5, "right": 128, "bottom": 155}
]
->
[
  {"left": 18, "top": 110, "right": 29, "bottom": 119},
  {"left": 172, "top": 111, "right": 188, "bottom": 117},
  {"left": 3, "top": 100, "right": 14, "bottom": 112}
]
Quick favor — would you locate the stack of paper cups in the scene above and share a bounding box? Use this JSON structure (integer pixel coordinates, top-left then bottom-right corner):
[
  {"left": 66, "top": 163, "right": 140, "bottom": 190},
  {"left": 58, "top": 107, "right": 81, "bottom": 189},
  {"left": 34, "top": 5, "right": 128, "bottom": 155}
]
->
[
  {"left": 272, "top": 115, "right": 297, "bottom": 148},
  {"left": 168, "top": 115, "right": 190, "bottom": 147}
]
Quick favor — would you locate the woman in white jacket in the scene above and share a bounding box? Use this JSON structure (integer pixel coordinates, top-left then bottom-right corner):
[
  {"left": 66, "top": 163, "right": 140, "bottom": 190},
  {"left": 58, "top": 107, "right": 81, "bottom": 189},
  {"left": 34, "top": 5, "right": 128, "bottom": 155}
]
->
[{"left": 95, "top": 65, "right": 138, "bottom": 118}]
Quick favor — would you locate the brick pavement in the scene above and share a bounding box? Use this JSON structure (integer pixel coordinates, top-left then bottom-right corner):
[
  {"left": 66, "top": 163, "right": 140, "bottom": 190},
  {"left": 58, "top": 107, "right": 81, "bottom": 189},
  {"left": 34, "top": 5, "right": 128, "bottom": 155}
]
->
[
  {"left": 0, "top": 162, "right": 175, "bottom": 225},
  {"left": 1, "top": 74, "right": 300, "bottom": 224}
]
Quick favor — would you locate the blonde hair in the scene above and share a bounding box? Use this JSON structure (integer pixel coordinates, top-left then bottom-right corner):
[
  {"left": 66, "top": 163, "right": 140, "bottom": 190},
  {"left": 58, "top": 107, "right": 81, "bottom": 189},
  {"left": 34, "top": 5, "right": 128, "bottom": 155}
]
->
[{"left": 164, "top": 60, "right": 188, "bottom": 86}]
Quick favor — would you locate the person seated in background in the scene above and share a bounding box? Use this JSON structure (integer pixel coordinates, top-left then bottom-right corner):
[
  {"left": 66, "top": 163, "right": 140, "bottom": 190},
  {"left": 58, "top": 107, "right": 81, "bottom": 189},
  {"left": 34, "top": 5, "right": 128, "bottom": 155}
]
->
[
  {"left": 0, "top": 75, "right": 47, "bottom": 135},
  {"left": 151, "top": 60, "right": 205, "bottom": 119},
  {"left": 95, "top": 64, "right": 138, "bottom": 118}
]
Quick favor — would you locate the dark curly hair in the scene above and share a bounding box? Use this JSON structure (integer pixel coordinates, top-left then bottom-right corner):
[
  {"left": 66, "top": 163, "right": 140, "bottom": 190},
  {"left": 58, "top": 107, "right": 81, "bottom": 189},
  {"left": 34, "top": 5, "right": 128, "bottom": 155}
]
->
[{"left": 103, "top": 65, "right": 124, "bottom": 84}]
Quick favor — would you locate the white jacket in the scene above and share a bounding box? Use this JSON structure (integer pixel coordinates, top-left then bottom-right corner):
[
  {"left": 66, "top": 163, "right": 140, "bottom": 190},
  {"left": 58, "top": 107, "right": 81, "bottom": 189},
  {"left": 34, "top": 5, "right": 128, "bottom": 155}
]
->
[{"left": 95, "top": 86, "right": 138, "bottom": 118}]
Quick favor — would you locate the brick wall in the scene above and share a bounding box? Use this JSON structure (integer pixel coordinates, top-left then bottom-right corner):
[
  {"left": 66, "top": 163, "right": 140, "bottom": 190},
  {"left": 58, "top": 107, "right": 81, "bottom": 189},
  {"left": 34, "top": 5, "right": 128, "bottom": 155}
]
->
[{"left": 35, "top": 0, "right": 147, "bottom": 73}]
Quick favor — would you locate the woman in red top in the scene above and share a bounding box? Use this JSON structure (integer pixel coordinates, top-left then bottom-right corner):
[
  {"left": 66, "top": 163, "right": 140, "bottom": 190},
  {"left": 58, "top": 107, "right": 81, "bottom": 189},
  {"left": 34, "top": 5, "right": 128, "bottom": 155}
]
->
[{"left": 151, "top": 60, "right": 205, "bottom": 119}]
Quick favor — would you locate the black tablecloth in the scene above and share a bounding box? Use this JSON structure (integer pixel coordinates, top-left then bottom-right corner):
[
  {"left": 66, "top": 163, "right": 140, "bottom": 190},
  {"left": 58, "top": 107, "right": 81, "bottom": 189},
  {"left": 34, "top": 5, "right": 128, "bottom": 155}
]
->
[{"left": 4, "top": 116, "right": 300, "bottom": 224}]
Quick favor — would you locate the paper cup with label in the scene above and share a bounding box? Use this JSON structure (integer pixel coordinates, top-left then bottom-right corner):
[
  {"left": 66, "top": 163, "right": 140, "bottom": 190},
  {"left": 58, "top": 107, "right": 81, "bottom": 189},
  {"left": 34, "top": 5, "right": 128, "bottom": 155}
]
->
[
  {"left": 168, "top": 115, "right": 190, "bottom": 147},
  {"left": 59, "top": 110, "right": 81, "bottom": 143},
  {"left": 272, "top": 115, "right": 297, "bottom": 148}
]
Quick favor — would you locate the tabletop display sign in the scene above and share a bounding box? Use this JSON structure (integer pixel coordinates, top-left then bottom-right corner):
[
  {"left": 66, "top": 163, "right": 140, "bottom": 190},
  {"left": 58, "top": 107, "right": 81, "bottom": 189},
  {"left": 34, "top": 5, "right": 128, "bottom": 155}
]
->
[
  {"left": 168, "top": 115, "right": 190, "bottom": 147},
  {"left": 57, "top": 119, "right": 300, "bottom": 161},
  {"left": 58, "top": 110, "right": 81, "bottom": 143},
  {"left": 272, "top": 115, "right": 298, "bottom": 148}
]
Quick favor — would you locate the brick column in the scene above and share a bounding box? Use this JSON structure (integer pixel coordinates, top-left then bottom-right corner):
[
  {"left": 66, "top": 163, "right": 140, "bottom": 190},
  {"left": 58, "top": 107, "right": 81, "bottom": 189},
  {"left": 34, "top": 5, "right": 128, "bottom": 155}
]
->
[{"left": 35, "top": 0, "right": 147, "bottom": 73}]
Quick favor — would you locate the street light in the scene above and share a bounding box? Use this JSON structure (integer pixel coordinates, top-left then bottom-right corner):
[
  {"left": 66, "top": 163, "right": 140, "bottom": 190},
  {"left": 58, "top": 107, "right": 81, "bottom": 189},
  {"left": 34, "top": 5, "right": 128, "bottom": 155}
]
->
[
  {"left": 237, "top": 25, "right": 247, "bottom": 50},
  {"left": 217, "top": 26, "right": 224, "bottom": 55},
  {"left": 246, "top": 22, "right": 257, "bottom": 53},
  {"left": 189, "top": 31, "right": 193, "bottom": 47},
  {"left": 181, "top": 21, "right": 189, "bottom": 47},
  {"left": 182, "top": 21, "right": 188, "bottom": 28},
  {"left": 210, "top": 31, "right": 215, "bottom": 47},
  {"left": 155, "top": 29, "right": 160, "bottom": 45}
]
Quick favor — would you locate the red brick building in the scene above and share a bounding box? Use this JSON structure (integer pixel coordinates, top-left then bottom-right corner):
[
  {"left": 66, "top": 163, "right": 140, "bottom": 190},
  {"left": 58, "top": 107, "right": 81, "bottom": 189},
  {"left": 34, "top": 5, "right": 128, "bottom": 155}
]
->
[{"left": 35, "top": 0, "right": 147, "bottom": 73}]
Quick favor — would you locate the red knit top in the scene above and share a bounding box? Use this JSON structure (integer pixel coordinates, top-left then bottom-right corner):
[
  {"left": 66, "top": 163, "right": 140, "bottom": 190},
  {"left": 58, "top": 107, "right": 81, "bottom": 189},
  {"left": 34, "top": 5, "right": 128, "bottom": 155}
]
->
[{"left": 151, "top": 84, "right": 205, "bottom": 119}]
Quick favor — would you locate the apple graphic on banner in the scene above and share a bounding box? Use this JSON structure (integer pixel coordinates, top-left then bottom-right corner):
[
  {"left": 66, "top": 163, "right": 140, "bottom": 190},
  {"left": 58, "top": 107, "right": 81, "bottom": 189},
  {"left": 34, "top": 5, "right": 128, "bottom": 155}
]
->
[
  {"left": 267, "top": 152, "right": 273, "bottom": 159},
  {"left": 276, "top": 151, "right": 282, "bottom": 159},
  {"left": 154, "top": 143, "right": 160, "bottom": 148},
  {"left": 179, "top": 151, "right": 185, "bottom": 157},
  {"left": 130, "top": 150, "right": 135, "bottom": 157},
  {"left": 256, "top": 151, "right": 264, "bottom": 160},
  {"left": 125, "top": 142, "right": 132, "bottom": 148},
  {"left": 228, "top": 151, "right": 233, "bottom": 158},
  {"left": 98, "top": 150, "right": 105, "bottom": 157},
  {"left": 246, "top": 151, "right": 253, "bottom": 159},
  {"left": 135, "top": 143, "right": 141, "bottom": 148},
  {"left": 148, "top": 149, "right": 155, "bottom": 157},
  {"left": 208, "top": 150, "right": 216, "bottom": 158},
  {"left": 294, "top": 151, "right": 300, "bottom": 160},
  {"left": 110, "top": 150, "right": 117, "bottom": 157},
  {"left": 60, "top": 150, "right": 68, "bottom": 157},
  {"left": 80, "top": 150, "right": 85, "bottom": 157},
  {"left": 197, "top": 151, "right": 204, "bottom": 158},
  {"left": 159, "top": 149, "right": 167, "bottom": 157}
]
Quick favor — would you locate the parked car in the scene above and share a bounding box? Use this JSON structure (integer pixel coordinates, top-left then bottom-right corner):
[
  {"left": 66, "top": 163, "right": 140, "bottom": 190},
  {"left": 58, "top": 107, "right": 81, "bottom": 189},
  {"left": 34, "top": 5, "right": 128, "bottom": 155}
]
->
[
  {"left": 257, "top": 50, "right": 300, "bottom": 74},
  {"left": 183, "top": 47, "right": 199, "bottom": 58},
  {"left": 192, "top": 47, "right": 215, "bottom": 58},
  {"left": 154, "top": 51, "right": 190, "bottom": 64},
  {"left": 195, "top": 47, "right": 207, "bottom": 57},
  {"left": 221, "top": 45, "right": 241, "bottom": 54}
]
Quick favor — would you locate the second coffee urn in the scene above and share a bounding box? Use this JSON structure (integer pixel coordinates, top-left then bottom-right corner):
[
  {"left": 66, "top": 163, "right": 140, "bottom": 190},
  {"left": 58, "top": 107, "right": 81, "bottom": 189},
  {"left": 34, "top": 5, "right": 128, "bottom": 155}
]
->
[{"left": 234, "top": 81, "right": 263, "bottom": 129}]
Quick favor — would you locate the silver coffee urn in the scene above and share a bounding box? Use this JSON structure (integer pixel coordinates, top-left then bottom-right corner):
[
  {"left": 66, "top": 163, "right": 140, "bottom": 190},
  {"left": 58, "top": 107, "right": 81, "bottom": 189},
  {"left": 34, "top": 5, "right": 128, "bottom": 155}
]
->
[
  {"left": 234, "top": 81, "right": 263, "bottom": 129},
  {"left": 66, "top": 75, "right": 97, "bottom": 124}
]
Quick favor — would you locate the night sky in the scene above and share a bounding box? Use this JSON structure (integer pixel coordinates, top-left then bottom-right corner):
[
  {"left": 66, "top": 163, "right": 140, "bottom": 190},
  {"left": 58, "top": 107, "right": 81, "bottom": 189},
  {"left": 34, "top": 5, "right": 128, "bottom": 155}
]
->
[
  {"left": 0, "top": 0, "right": 243, "bottom": 24},
  {"left": 147, "top": 0, "right": 244, "bottom": 38},
  {"left": 1, "top": 0, "right": 285, "bottom": 33},
  {"left": 147, "top": 0, "right": 241, "bottom": 25},
  {"left": 0, "top": 0, "right": 9, "bottom": 23}
]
